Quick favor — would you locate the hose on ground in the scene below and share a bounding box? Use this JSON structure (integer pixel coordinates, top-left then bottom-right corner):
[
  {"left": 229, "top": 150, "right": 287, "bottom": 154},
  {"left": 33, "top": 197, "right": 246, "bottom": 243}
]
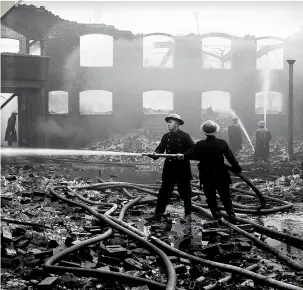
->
[
  {"left": 46, "top": 169, "right": 303, "bottom": 289},
  {"left": 45, "top": 195, "right": 180, "bottom": 289},
  {"left": 226, "top": 164, "right": 266, "bottom": 209},
  {"left": 81, "top": 198, "right": 303, "bottom": 290},
  {"left": 203, "top": 263, "right": 259, "bottom": 290},
  {"left": 192, "top": 203, "right": 303, "bottom": 271},
  {"left": 95, "top": 181, "right": 303, "bottom": 270},
  {"left": 48, "top": 186, "right": 177, "bottom": 290},
  {"left": 151, "top": 236, "right": 303, "bottom": 290},
  {"left": 94, "top": 181, "right": 303, "bottom": 249}
]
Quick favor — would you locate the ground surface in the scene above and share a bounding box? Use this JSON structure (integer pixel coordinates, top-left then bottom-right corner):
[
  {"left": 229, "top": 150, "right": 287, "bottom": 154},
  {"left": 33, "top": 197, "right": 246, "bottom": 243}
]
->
[{"left": 1, "top": 132, "right": 303, "bottom": 290}]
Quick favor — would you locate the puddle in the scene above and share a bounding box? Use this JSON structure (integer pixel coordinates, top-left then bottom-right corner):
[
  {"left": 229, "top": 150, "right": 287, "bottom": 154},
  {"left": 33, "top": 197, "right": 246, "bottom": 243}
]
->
[
  {"left": 71, "top": 166, "right": 303, "bottom": 258},
  {"left": 255, "top": 204, "right": 303, "bottom": 261},
  {"left": 265, "top": 237, "right": 303, "bottom": 261},
  {"left": 260, "top": 204, "right": 303, "bottom": 238},
  {"left": 133, "top": 213, "right": 207, "bottom": 249}
]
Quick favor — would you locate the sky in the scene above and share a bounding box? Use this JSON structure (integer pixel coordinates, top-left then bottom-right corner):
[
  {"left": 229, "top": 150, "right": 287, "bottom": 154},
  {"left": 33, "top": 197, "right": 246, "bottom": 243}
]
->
[{"left": 20, "top": 1, "right": 303, "bottom": 38}]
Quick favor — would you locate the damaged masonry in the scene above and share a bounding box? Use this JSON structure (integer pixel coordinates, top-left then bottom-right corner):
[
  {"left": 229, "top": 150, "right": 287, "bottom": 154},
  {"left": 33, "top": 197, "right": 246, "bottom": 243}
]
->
[{"left": 1, "top": 2, "right": 303, "bottom": 290}]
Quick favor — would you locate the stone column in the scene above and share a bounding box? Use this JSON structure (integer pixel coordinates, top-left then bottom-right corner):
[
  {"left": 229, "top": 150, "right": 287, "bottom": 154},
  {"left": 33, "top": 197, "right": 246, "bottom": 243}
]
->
[
  {"left": 231, "top": 37, "right": 257, "bottom": 133},
  {"left": 174, "top": 35, "right": 202, "bottom": 136},
  {"left": 113, "top": 35, "right": 144, "bottom": 131}
]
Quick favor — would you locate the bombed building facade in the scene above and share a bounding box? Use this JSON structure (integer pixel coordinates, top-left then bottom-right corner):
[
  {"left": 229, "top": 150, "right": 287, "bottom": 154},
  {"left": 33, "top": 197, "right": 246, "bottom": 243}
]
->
[{"left": 1, "top": 4, "right": 303, "bottom": 148}]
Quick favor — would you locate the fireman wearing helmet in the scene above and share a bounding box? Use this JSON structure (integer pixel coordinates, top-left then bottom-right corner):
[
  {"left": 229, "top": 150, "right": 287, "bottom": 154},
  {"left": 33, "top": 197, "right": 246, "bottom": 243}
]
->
[
  {"left": 146, "top": 114, "right": 195, "bottom": 223},
  {"left": 178, "top": 120, "right": 242, "bottom": 225}
]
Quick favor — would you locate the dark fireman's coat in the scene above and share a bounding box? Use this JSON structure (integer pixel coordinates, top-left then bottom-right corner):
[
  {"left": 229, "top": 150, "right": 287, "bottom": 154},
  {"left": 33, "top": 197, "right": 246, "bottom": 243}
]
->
[
  {"left": 155, "top": 130, "right": 195, "bottom": 182},
  {"left": 5, "top": 115, "right": 17, "bottom": 142},
  {"left": 254, "top": 128, "right": 272, "bottom": 159},
  {"left": 228, "top": 123, "right": 242, "bottom": 152},
  {"left": 184, "top": 136, "right": 242, "bottom": 186}
]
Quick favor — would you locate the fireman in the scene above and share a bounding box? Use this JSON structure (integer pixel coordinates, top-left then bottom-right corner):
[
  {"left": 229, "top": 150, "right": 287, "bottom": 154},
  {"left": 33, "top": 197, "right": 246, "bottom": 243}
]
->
[
  {"left": 254, "top": 121, "right": 272, "bottom": 162},
  {"left": 178, "top": 120, "right": 242, "bottom": 224},
  {"left": 146, "top": 114, "right": 195, "bottom": 223},
  {"left": 228, "top": 116, "right": 242, "bottom": 157}
]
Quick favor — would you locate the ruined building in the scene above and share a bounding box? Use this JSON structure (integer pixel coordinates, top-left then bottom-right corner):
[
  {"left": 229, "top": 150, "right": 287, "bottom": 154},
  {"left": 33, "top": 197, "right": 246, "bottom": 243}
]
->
[{"left": 1, "top": 5, "right": 303, "bottom": 148}]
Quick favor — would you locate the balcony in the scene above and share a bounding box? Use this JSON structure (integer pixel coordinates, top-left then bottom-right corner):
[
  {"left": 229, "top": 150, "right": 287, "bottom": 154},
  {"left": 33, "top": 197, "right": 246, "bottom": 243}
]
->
[{"left": 1, "top": 53, "right": 50, "bottom": 89}]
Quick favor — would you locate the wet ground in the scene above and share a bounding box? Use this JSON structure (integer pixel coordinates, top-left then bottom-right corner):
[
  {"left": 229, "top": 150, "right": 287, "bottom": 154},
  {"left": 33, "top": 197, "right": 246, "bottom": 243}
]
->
[{"left": 68, "top": 165, "right": 303, "bottom": 259}]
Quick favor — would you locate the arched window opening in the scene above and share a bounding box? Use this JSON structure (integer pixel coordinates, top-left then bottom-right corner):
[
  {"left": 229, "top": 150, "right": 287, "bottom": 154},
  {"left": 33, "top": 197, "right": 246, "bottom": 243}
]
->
[
  {"left": 257, "top": 39, "right": 284, "bottom": 70},
  {"left": 48, "top": 91, "right": 68, "bottom": 114},
  {"left": 202, "top": 37, "right": 231, "bottom": 69},
  {"left": 79, "top": 90, "right": 113, "bottom": 115},
  {"left": 29, "top": 40, "right": 41, "bottom": 55},
  {"left": 255, "top": 91, "right": 283, "bottom": 114},
  {"left": 80, "top": 34, "right": 113, "bottom": 67},
  {"left": 201, "top": 91, "right": 231, "bottom": 116},
  {"left": 143, "top": 35, "right": 174, "bottom": 68},
  {"left": 1, "top": 38, "right": 19, "bottom": 53},
  {"left": 143, "top": 90, "right": 173, "bottom": 114}
]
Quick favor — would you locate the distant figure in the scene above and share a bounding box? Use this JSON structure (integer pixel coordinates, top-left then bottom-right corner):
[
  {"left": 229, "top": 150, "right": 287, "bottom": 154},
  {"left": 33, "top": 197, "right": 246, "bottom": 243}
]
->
[
  {"left": 5, "top": 112, "right": 18, "bottom": 147},
  {"left": 206, "top": 106, "right": 216, "bottom": 117},
  {"left": 228, "top": 117, "right": 242, "bottom": 156},
  {"left": 254, "top": 121, "right": 272, "bottom": 162}
]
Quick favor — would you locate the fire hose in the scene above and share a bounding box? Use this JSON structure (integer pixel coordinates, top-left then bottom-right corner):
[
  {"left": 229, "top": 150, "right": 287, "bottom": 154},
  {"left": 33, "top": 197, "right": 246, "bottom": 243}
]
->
[
  {"left": 47, "top": 182, "right": 303, "bottom": 290},
  {"left": 47, "top": 186, "right": 177, "bottom": 290},
  {"left": 5, "top": 149, "right": 301, "bottom": 288}
]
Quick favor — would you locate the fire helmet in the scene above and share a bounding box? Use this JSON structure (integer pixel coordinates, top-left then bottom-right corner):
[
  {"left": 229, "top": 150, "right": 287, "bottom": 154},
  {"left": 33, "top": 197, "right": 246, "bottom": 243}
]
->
[
  {"left": 258, "top": 120, "right": 265, "bottom": 127},
  {"left": 165, "top": 114, "right": 184, "bottom": 125},
  {"left": 201, "top": 120, "right": 220, "bottom": 135}
]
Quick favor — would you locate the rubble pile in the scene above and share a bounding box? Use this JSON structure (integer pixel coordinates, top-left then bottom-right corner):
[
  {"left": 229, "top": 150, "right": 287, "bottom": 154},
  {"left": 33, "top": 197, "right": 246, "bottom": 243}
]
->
[{"left": 83, "top": 128, "right": 302, "bottom": 167}]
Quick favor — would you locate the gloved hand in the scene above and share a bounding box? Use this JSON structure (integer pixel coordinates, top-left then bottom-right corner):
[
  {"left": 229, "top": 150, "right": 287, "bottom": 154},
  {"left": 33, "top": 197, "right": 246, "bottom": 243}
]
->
[
  {"left": 177, "top": 154, "right": 184, "bottom": 160},
  {"left": 146, "top": 153, "right": 158, "bottom": 160}
]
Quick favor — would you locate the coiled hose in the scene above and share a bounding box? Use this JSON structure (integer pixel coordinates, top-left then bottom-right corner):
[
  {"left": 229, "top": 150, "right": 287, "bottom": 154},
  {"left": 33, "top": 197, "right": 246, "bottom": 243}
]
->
[
  {"left": 46, "top": 169, "right": 303, "bottom": 290},
  {"left": 47, "top": 186, "right": 177, "bottom": 290}
]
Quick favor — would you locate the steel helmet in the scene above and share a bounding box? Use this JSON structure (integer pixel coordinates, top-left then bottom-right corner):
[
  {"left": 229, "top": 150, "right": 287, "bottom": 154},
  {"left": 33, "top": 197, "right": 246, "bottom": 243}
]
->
[
  {"left": 232, "top": 116, "right": 239, "bottom": 123},
  {"left": 258, "top": 120, "right": 265, "bottom": 127},
  {"left": 201, "top": 120, "right": 220, "bottom": 135},
  {"left": 165, "top": 114, "right": 184, "bottom": 125}
]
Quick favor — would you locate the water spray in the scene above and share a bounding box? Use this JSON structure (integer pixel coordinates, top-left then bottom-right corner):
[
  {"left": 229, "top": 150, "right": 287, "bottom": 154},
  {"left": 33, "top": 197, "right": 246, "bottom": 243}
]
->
[
  {"left": 0, "top": 148, "right": 179, "bottom": 158},
  {"left": 262, "top": 55, "right": 272, "bottom": 125},
  {"left": 227, "top": 108, "right": 255, "bottom": 152}
]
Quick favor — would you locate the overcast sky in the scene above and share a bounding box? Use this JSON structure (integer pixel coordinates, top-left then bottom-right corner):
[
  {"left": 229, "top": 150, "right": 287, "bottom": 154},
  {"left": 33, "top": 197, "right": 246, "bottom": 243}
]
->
[{"left": 20, "top": 1, "right": 303, "bottom": 38}]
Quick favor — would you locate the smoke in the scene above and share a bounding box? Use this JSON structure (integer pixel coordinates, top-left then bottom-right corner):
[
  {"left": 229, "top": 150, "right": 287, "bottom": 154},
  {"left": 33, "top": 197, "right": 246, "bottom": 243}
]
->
[
  {"left": 36, "top": 118, "right": 78, "bottom": 139},
  {"left": 36, "top": 117, "right": 111, "bottom": 148}
]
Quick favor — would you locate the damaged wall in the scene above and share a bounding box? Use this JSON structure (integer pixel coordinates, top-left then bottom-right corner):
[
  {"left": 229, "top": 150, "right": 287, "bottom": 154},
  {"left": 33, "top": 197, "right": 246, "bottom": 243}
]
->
[
  {"left": 2, "top": 5, "right": 302, "bottom": 148},
  {"left": 44, "top": 22, "right": 301, "bottom": 148}
]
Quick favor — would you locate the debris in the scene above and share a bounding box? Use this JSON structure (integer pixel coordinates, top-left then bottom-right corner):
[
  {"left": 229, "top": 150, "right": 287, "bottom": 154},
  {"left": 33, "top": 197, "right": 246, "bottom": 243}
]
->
[
  {"left": 38, "top": 276, "right": 58, "bottom": 288},
  {"left": 201, "top": 244, "right": 223, "bottom": 256},
  {"left": 237, "top": 224, "right": 254, "bottom": 232},
  {"left": 239, "top": 242, "right": 252, "bottom": 251},
  {"left": 174, "top": 264, "right": 187, "bottom": 274},
  {"left": 124, "top": 258, "right": 144, "bottom": 270}
]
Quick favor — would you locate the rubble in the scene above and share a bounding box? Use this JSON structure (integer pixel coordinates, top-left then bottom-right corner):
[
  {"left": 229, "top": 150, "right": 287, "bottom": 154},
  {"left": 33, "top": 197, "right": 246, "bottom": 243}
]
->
[{"left": 1, "top": 131, "right": 303, "bottom": 289}]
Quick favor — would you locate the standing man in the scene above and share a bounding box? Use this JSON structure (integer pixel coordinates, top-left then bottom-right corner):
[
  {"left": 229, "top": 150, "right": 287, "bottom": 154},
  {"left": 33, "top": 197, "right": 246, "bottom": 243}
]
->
[
  {"left": 146, "top": 114, "right": 195, "bottom": 223},
  {"left": 5, "top": 111, "right": 18, "bottom": 147},
  {"left": 178, "top": 120, "right": 242, "bottom": 224},
  {"left": 254, "top": 121, "right": 272, "bottom": 162},
  {"left": 228, "top": 116, "right": 242, "bottom": 156}
]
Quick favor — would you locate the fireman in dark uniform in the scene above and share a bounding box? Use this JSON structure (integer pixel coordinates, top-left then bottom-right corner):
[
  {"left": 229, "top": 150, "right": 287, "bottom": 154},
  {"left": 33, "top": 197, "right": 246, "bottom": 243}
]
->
[
  {"left": 228, "top": 116, "right": 242, "bottom": 157},
  {"left": 146, "top": 114, "right": 195, "bottom": 223},
  {"left": 178, "top": 120, "right": 242, "bottom": 224},
  {"left": 5, "top": 112, "right": 18, "bottom": 147}
]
